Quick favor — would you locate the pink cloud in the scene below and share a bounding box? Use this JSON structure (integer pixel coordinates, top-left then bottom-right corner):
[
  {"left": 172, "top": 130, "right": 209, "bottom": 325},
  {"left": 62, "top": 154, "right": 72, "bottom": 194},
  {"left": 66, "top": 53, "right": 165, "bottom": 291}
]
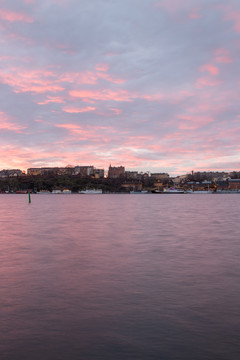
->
[
  {"left": 195, "top": 76, "right": 222, "bottom": 89},
  {"left": 37, "top": 96, "right": 65, "bottom": 105},
  {"left": 142, "top": 90, "right": 193, "bottom": 104},
  {"left": 56, "top": 124, "right": 81, "bottom": 130},
  {"left": 0, "top": 68, "right": 65, "bottom": 94},
  {"left": 162, "top": 132, "right": 183, "bottom": 141},
  {"left": 215, "top": 126, "right": 240, "bottom": 139},
  {"left": 110, "top": 108, "right": 122, "bottom": 115},
  {"left": 69, "top": 89, "right": 134, "bottom": 102},
  {"left": 56, "top": 124, "right": 114, "bottom": 133},
  {"left": 199, "top": 64, "right": 219, "bottom": 75},
  {"left": 55, "top": 123, "right": 116, "bottom": 142},
  {"left": 16, "top": 85, "right": 64, "bottom": 94},
  {"left": 55, "top": 124, "right": 86, "bottom": 136},
  {"left": 214, "top": 48, "right": 233, "bottom": 63},
  {"left": 148, "top": 143, "right": 167, "bottom": 152},
  {"left": 59, "top": 71, "right": 98, "bottom": 85},
  {"left": 55, "top": 124, "right": 91, "bottom": 139},
  {"left": 0, "top": 112, "right": 26, "bottom": 133},
  {"left": 188, "top": 101, "right": 224, "bottom": 115},
  {"left": 59, "top": 67, "right": 125, "bottom": 86},
  {"left": 96, "top": 72, "right": 125, "bottom": 84},
  {"left": 142, "top": 93, "right": 166, "bottom": 102},
  {"left": 95, "top": 63, "right": 109, "bottom": 72},
  {"left": 177, "top": 114, "right": 215, "bottom": 130},
  {"left": 0, "top": 8, "right": 33, "bottom": 23},
  {"left": 62, "top": 106, "right": 96, "bottom": 113}
]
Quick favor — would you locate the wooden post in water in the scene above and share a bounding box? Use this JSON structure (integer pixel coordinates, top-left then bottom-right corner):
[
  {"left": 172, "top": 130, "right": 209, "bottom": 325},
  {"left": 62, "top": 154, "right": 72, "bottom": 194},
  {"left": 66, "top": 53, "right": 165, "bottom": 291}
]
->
[{"left": 28, "top": 191, "right": 31, "bottom": 204}]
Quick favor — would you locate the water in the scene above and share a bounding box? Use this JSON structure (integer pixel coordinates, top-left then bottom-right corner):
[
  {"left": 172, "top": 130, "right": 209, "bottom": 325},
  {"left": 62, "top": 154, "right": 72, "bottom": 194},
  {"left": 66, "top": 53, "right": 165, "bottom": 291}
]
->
[{"left": 0, "top": 194, "right": 240, "bottom": 360}]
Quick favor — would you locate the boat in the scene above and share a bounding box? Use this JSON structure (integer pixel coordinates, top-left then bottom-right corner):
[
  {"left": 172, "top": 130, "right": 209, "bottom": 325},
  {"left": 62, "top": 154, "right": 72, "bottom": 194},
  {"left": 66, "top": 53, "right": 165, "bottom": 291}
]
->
[
  {"left": 151, "top": 189, "right": 163, "bottom": 194},
  {"left": 130, "top": 190, "right": 148, "bottom": 194},
  {"left": 52, "top": 189, "right": 62, "bottom": 194},
  {"left": 16, "top": 190, "right": 31, "bottom": 194},
  {"left": 186, "top": 190, "right": 213, "bottom": 194},
  {"left": 79, "top": 189, "right": 102, "bottom": 194},
  {"left": 163, "top": 188, "right": 184, "bottom": 194},
  {"left": 214, "top": 190, "right": 240, "bottom": 194}
]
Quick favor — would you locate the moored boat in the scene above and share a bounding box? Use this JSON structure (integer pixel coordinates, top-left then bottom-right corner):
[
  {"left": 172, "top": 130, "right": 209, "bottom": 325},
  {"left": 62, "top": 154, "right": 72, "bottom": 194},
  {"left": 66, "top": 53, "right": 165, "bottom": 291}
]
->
[
  {"left": 130, "top": 190, "right": 148, "bottom": 194},
  {"left": 163, "top": 188, "right": 184, "bottom": 194},
  {"left": 186, "top": 190, "right": 213, "bottom": 194},
  {"left": 151, "top": 189, "right": 163, "bottom": 194},
  {"left": 16, "top": 190, "right": 31, "bottom": 194},
  {"left": 79, "top": 189, "right": 102, "bottom": 194},
  {"left": 62, "top": 189, "right": 72, "bottom": 194},
  {"left": 52, "top": 189, "right": 62, "bottom": 194}
]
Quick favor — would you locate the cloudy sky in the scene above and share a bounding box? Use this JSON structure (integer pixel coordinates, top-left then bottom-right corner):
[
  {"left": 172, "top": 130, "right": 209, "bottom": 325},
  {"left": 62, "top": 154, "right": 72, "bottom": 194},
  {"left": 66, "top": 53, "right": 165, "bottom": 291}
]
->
[{"left": 0, "top": 0, "right": 240, "bottom": 175}]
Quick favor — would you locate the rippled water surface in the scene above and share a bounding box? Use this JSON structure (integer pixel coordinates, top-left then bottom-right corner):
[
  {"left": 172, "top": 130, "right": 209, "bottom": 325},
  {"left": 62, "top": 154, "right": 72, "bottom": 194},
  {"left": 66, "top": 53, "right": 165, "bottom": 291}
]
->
[{"left": 1, "top": 194, "right": 240, "bottom": 360}]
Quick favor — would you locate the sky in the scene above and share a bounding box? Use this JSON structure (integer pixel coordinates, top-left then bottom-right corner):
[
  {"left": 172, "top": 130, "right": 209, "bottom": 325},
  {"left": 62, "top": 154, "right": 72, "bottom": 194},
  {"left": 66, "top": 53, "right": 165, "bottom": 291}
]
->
[{"left": 0, "top": 0, "right": 240, "bottom": 175}]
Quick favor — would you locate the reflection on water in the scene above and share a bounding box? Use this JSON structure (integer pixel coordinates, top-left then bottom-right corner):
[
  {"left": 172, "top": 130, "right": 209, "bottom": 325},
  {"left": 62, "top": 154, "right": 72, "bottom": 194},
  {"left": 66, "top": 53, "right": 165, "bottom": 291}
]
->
[{"left": 0, "top": 194, "right": 240, "bottom": 359}]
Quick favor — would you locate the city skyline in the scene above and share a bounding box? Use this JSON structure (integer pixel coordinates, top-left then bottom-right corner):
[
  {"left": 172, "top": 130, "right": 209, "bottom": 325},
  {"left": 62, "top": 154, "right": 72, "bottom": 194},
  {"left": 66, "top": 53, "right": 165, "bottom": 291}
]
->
[
  {"left": 0, "top": 163, "right": 236, "bottom": 179},
  {"left": 1, "top": 0, "right": 240, "bottom": 176}
]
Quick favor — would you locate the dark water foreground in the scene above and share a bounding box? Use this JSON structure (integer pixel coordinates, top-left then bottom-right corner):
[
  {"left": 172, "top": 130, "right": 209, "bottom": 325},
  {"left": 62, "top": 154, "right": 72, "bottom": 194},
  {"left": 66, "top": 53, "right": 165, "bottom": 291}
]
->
[{"left": 0, "top": 194, "right": 240, "bottom": 360}]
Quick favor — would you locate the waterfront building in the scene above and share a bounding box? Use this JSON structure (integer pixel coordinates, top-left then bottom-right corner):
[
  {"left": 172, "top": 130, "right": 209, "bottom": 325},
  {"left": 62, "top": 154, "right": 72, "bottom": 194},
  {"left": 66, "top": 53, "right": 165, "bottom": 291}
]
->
[
  {"left": 27, "top": 167, "right": 60, "bottom": 176},
  {"left": 172, "top": 174, "right": 188, "bottom": 185},
  {"left": 57, "top": 167, "right": 74, "bottom": 176},
  {"left": 73, "top": 166, "right": 94, "bottom": 176},
  {"left": 215, "top": 180, "right": 228, "bottom": 191},
  {"left": 0, "top": 169, "right": 23, "bottom": 177},
  {"left": 150, "top": 173, "right": 169, "bottom": 181},
  {"left": 27, "top": 168, "right": 41, "bottom": 176},
  {"left": 124, "top": 171, "right": 139, "bottom": 180},
  {"left": 228, "top": 179, "right": 240, "bottom": 190},
  {"left": 93, "top": 168, "right": 104, "bottom": 178},
  {"left": 108, "top": 165, "right": 125, "bottom": 178}
]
